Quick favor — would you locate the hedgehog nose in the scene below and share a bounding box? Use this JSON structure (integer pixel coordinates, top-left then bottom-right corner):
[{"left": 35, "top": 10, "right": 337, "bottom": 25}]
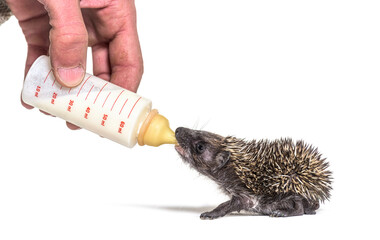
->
[{"left": 175, "top": 127, "right": 183, "bottom": 137}]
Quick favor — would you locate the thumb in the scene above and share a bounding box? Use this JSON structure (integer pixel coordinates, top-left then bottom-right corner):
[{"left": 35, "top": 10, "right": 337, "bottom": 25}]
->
[{"left": 40, "top": 0, "right": 88, "bottom": 87}]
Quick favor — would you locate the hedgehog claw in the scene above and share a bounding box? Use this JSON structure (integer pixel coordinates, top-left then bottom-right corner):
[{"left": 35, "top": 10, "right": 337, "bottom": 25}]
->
[
  {"left": 200, "top": 211, "right": 222, "bottom": 220},
  {"left": 305, "top": 210, "right": 316, "bottom": 215},
  {"left": 270, "top": 210, "right": 287, "bottom": 217}
]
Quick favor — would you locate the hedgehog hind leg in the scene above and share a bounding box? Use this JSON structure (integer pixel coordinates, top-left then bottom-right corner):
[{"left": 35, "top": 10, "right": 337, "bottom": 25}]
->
[
  {"left": 303, "top": 198, "right": 320, "bottom": 215},
  {"left": 265, "top": 195, "right": 305, "bottom": 217}
]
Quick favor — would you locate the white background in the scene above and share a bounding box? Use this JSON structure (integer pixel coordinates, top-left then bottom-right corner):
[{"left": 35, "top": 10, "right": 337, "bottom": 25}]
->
[{"left": 1, "top": 0, "right": 379, "bottom": 239}]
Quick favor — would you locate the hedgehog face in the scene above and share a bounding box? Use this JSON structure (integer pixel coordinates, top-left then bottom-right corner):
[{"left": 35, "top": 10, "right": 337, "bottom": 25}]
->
[{"left": 175, "top": 127, "right": 230, "bottom": 175}]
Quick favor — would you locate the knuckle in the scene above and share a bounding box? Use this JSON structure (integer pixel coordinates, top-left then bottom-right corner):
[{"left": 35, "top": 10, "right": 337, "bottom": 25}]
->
[
  {"left": 56, "top": 32, "right": 87, "bottom": 45},
  {"left": 51, "top": 27, "right": 88, "bottom": 50}
]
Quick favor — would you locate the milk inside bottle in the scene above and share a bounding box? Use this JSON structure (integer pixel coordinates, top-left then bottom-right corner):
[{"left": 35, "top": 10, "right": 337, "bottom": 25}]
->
[{"left": 22, "top": 55, "right": 176, "bottom": 148}]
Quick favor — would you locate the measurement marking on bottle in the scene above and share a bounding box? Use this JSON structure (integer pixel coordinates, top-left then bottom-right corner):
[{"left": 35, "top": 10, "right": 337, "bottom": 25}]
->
[
  {"left": 101, "top": 114, "right": 108, "bottom": 126},
  {"left": 111, "top": 90, "right": 124, "bottom": 111},
  {"left": 85, "top": 85, "right": 94, "bottom": 101},
  {"left": 119, "top": 98, "right": 129, "bottom": 115},
  {"left": 128, "top": 97, "right": 142, "bottom": 118},
  {"left": 52, "top": 78, "right": 56, "bottom": 86},
  {"left": 67, "top": 100, "right": 74, "bottom": 112},
  {"left": 34, "top": 86, "right": 41, "bottom": 97},
  {"left": 69, "top": 88, "right": 72, "bottom": 94},
  {"left": 84, "top": 107, "right": 90, "bottom": 119},
  {"left": 118, "top": 121, "right": 126, "bottom": 133},
  {"left": 94, "top": 83, "right": 108, "bottom": 104},
  {"left": 51, "top": 92, "right": 57, "bottom": 104},
  {"left": 43, "top": 70, "right": 52, "bottom": 84},
  {"left": 76, "top": 75, "right": 92, "bottom": 97},
  {"left": 102, "top": 92, "right": 111, "bottom": 108}
]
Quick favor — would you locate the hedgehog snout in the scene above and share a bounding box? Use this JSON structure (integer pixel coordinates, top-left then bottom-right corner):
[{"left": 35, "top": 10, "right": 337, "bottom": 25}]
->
[
  {"left": 175, "top": 127, "right": 187, "bottom": 137},
  {"left": 175, "top": 127, "right": 182, "bottom": 138},
  {"left": 175, "top": 127, "right": 189, "bottom": 150},
  {"left": 175, "top": 127, "right": 192, "bottom": 144}
]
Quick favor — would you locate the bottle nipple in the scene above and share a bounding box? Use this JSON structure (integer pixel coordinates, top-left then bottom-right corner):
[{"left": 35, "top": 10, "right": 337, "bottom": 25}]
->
[{"left": 137, "top": 109, "right": 177, "bottom": 147}]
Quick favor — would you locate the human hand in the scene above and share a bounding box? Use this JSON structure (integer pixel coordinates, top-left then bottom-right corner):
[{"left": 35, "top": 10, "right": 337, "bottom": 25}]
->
[{"left": 7, "top": 0, "right": 143, "bottom": 128}]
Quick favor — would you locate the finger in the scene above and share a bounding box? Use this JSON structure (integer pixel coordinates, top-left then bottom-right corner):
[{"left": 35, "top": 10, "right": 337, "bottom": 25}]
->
[
  {"left": 92, "top": 43, "right": 111, "bottom": 81},
  {"left": 14, "top": 2, "right": 50, "bottom": 77},
  {"left": 79, "top": 0, "right": 112, "bottom": 9},
  {"left": 25, "top": 44, "right": 49, "bottom": 78},
  {"left": 66, "top": 122, "right": 81, "bottom": 130},
  {"left": 39, "top": 110, "right": 54, "bottom": 116},
  {"left": 109, "top": 3, "right": 143, "bottom": 92},
  {"left": 18, "top": 8, "right": 50, "bottom": 109},
  {"left": 40, "top": 0, "right": 88, "bottom": 88},
  {"left": 109, "top": 31, "right": 143, "bottom": 93}
]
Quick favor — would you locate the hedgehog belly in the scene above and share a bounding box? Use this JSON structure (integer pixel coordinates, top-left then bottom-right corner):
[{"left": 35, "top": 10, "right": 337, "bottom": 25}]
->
[{"left": 226, "top": 138, "right": 332, "bottom": 202}]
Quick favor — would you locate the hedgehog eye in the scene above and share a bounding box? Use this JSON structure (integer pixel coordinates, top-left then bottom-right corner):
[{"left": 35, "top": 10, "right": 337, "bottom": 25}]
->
[{"left": 195, "top": 142, "right": 206, "bottom": 154}]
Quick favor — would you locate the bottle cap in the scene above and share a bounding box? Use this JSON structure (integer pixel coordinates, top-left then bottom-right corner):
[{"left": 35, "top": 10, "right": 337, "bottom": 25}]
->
[{"left": 137, "top": 109, "right": 177, "bottom": 147}]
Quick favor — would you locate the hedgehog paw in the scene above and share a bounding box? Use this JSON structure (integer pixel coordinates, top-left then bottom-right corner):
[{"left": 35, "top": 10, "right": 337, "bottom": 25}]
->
[
  {"left": 270, "top": 210, "right": 287, "bottom": 218},
  {"left": 304, "top": 210, "right": 316, "bottom": 215},
  {"left": 200, "top": 211, "right": 223, "bottom": 220}
]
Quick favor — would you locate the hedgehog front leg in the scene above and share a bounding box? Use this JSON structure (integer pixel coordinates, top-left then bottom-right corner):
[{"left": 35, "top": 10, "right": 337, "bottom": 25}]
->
[
  {"left": 200, "top": 200, "right": 232, "bottom": 220},
  {"left": 200, "top": 196, "right": 248, "bottom": 220}
]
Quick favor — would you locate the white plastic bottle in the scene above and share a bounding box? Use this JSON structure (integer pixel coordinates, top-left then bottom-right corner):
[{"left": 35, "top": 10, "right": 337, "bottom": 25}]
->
[{"left": 22, "top": 55, "right": 176, "bottom": 148}]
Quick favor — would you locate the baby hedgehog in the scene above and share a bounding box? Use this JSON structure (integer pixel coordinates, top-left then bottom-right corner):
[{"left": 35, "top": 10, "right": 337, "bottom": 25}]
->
[{"left": 175, "top": 127, "right": 332, "bottom": 219}]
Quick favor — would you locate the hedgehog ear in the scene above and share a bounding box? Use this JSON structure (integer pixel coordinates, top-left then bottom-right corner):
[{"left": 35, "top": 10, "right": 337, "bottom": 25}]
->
[{"left": 215, "top": 151, "right": 230, "bottom": 169}]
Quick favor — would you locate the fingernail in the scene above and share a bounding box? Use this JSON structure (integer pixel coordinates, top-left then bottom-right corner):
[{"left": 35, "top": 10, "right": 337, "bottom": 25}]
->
[{"left": 57, "top": 65, "right": 85, "bottom": 87}]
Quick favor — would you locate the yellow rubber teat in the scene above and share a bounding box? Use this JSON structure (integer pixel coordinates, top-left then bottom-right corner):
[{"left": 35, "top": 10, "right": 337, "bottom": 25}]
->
[{"left": 137, "top": 109, "right": 177, "bottom": 147}]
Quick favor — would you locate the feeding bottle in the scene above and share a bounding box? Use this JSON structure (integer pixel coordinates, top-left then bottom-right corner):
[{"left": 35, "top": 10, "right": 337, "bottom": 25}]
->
[{"left": 21, "top": 55, "right": 177, "bottom": 148}]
